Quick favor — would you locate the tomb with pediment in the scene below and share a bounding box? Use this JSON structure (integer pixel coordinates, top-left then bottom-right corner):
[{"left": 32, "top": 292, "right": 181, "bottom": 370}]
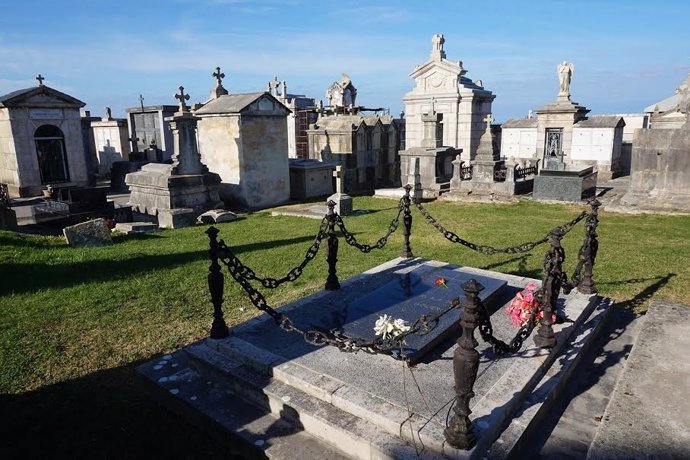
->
[
  {"left": 403, "top": 34, "right": 495, "bottom": 162},
  {"left": 0, "top": 75, "right": 93, "bottom": 197}
]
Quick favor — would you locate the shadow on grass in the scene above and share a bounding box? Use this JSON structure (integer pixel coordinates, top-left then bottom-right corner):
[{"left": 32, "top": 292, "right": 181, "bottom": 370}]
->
[
  {"left": 0, "top": 359, "right": 243, "bottom": 460},
  {"left": 0, "top": 234, "right": 317, "bottom": 296}
]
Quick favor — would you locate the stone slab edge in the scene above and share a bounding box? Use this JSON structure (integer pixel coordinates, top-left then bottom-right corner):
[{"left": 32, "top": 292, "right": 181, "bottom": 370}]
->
[
  {"left": 182, "top": 341, "right": 445, "bottom": 460},
  {"left": 488, "top": 297, "right": 613, "bottom": 459}
]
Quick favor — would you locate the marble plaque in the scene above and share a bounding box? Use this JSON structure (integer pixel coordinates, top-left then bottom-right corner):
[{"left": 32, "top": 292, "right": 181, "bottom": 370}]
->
[{"left": 334, "top": 267, "right": 506, "bottom": 363}]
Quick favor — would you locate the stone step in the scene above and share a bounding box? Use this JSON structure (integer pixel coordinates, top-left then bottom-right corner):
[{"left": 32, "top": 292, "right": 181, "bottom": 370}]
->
[
  {"left": 486, "top": 297, "right": 614, "bottom": 459},
  {"left": 137, "top": 349, "right": 353, "bottom": 460},
  {"left": 587, "top": 300, "right": 690, "bottom": 459},
  {"left": 182, "top": 341, "right": 444, "bottom": 460}
]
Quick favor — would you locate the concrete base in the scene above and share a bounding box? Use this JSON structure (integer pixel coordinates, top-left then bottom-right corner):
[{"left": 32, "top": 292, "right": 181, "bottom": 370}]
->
[
  {"left": 114, "top": 222, "right": 159, "bottom": 234},
  {"left": 0, "top": 207, "right": 18, "bottom": 230},
  {"left": 327, "top": 192, "right": 352, "bottom": 216},
  {"left": 138, "top": 258, "right": 602, "bottom": 459},
  {"left": 158, "top": 208, "right": 197, "bottom": 228}
]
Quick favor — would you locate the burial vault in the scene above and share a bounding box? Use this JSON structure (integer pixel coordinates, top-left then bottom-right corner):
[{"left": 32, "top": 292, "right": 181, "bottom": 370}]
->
[{"left": 0, "top": 76, "right": 92, "bottom": 197}]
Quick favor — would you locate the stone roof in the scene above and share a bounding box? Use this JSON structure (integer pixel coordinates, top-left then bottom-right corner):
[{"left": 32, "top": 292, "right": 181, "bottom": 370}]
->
[
  {"left": 0, "top": 85, "right": 85, "bottom": 108},
  {"left": 501, "top": 118, "right": 538, "bottom": 128},
  {"left": 194, "top": 92, "right": 265, "bottom": 114},
  {"left": 644, "top": 94, "right": 682, "bottom": 113},
  {"left": 313, "top": 114, "right": 396, "bottom": 131},
  {"left": 576, "top": 116, "right": 625, "bottom": 128}
]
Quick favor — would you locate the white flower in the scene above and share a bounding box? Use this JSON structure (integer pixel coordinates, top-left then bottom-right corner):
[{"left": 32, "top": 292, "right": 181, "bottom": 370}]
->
[{"left": 374, "top": 314, "right": 410, "bottom": 339}]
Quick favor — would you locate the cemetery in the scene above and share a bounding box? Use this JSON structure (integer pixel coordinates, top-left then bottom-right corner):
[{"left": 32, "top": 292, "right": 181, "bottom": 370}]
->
[{"left": 0, "top": 15, "right": 689, "bottom": 460}]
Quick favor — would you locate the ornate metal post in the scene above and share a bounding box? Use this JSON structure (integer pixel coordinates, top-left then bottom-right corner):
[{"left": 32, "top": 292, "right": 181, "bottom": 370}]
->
[
  {"left": 534, "top": 227, "right": 565, "bottom": 349},
  {"left": 206, "top": 226, "right": 229, "bottom": 339},
  {"left": 444, "top": 279, "right": 484, "bottom": 450},
  {"left": 325, "top": 200, "right": 340, "bottom": 290},
  {"left": 578, "top": 199, "right": 600, "bottom": 294},
  {"left": 400, "top": 184, "right": 413, "bottom": 258}
]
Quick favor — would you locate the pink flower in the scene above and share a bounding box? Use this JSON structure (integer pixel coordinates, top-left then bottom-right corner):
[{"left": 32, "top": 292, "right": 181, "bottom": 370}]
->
[{"left": 525, "top": 282, "right": 539, "bottom": 292}]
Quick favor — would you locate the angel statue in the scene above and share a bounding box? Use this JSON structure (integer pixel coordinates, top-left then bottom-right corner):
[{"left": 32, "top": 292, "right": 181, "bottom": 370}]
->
[{"left": 557, "top": 61, "right": 574, "bottom": 98}]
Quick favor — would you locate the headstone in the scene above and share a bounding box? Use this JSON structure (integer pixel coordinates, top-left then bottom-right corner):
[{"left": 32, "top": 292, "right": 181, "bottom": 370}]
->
[
  {"left": 63, "top": 218, "right": 113, "bottom": 247},
  {"left": 327, "top": 165, "right": 353, "bottom": 216},
  {"left": 197, "top": 209, "right": 238, "bottom": 224},
  {"left": 114, "top": 222, "right": 159, "bottom": 234}
]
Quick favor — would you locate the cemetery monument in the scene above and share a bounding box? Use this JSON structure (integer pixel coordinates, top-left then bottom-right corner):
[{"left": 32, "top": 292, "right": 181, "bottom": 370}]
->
[{"left": 125, "top": 86, "right": 222, "bottom": 228}]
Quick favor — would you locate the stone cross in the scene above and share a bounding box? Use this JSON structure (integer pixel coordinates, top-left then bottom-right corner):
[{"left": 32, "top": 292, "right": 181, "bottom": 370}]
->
[
  {"left": 175, "top": 86, "right": 190, "bottom": 112},
  {"left": 36, "top": 74, "right": 45, "bottom": 86},
  {"left": 213, "top": 67, "right": 225, "bottom": 85},
  {"left": 484, "top": 113, "right": 494, "bottom": 126},
  {"left": 333, "top": 165, "right": 344, "bottom": 194},
  {"left": 139, "top": 94, "right": 145, "bottom": 112}
]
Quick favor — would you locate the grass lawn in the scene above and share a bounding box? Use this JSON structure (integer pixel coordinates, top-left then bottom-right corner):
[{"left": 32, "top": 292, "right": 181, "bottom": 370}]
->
[{"left": 1, "top": 197, "right": 688, "bottom": 458}]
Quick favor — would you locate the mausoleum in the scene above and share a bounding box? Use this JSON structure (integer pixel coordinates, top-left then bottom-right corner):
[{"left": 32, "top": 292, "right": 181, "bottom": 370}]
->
[
  {"left": 194, "top": 69, "right": 291, "bottom": 209},
  {"left": 403, "top": 34, "right": 495, "bottom": 161},
  {"left": 0, "top": 75, "right": 92, "bottom": 197}
]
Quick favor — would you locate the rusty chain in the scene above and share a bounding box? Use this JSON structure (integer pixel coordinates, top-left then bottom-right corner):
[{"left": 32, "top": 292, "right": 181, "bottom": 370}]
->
[
  {"left": 336, "top": 199, "right": 404, "bottom": 253},
  {"left": 414, "top": 200, "right": 588, "bottom": 255},
  {"left": 221, "top": 216, "right": 329, "bottom": 289}
]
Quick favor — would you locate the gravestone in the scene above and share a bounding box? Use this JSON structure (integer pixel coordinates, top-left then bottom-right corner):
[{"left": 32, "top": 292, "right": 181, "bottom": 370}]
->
[
  {"left": 328, "top": 165, "right": 352, "bottom": 216},
  {"left": 63, "top": 218, "right": 113, "bottom": 247}
]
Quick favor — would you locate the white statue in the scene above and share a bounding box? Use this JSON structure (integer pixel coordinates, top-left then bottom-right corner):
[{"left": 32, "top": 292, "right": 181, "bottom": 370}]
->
[{"left": 557, "top": 61, "right": 574, "bottom": 98}]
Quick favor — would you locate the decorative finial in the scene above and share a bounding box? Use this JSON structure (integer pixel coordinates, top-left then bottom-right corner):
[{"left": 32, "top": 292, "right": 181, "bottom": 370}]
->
[
  {"left": 36, "top": 74, "right": 45, "bottom": 86},
  {"left": 213, "top": 67, "right": 225, "bottom": 85},
  {"left": 175, "top": 86, "right": 190, "bottom": 112}
]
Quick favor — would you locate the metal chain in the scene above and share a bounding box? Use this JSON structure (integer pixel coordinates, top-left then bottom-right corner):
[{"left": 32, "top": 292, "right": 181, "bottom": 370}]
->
[
  {"left": 220, "top": 216, "right": 329, "bottom": 289},
  {"left": 217, "top": 241, "right": 460, "bottom": 358},
  {"left": 336, "top": 199, "right": 404, "bottom": 253},
  {"left": 476, "top": 295, "right": 542, "bottom": 355},
  {"left": 414, "top": 200, "right": 588, "bottom": 255}
]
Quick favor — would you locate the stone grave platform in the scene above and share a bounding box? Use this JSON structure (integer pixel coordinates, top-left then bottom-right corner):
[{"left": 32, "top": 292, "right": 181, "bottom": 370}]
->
[
  {"left": 533, "top": 166, "right": 598, "bottom": 202},
  {"left": 139, "top": 258, "right": 605, "bottom": 459}
]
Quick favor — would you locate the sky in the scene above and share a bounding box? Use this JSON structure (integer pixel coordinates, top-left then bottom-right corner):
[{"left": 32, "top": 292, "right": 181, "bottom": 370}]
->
[{"left": 1, "top": 0, "right": 689, "bottom": 123}]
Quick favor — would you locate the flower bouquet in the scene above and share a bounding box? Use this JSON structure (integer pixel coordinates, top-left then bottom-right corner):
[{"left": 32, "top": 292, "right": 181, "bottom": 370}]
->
[{"left": 505, "top": 282, "right": 556, "bottom": 327}]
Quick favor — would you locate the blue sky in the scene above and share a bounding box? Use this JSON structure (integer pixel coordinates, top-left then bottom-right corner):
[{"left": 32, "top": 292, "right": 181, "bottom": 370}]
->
[{"left": 1, "top": 0, "right": 688, "bottom": 122}]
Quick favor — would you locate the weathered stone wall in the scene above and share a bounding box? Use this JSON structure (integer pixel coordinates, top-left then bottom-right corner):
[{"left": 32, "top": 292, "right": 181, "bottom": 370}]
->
[
  {"left": 92, "top": 120, "right": 131, "bottom": 176},
  {"left": 0, "top": 108, "right": 20, "bottom": 191},
  {"left": 628, "top": 127, "right": 690, "bottom": 198}
]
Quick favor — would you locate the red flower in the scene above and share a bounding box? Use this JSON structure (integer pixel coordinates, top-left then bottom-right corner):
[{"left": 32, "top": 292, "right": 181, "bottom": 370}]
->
[{"left": 435, "top": 277, "right": 448, "bottom": 288}]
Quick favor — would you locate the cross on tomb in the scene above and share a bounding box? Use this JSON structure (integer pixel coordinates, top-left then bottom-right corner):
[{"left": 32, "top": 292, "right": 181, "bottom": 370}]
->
[
  {"left": 484, "top": 113, "right": 494, "bottom": 126},
  {"left": 333, "top": 165, "right": 345, "bottom": 194},
  {"left": 213, "top": 67, "right": 225, "bottom": 85},
  {"left": 175, "top": 86, "right": 190, "bottom": 112},
  {"left": 36, "top": 74, "right": 45, "bottom": 86},
  {"left": 138, "top": 94, "right": 145, "bottom": 112}
]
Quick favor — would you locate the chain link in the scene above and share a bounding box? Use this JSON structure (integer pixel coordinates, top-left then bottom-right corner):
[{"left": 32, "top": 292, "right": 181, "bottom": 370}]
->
[
  {"left": 414, "top": 200, "right": 588, "bottom": 255},
  {"left": 476, "top": 295, "right": 542, "bottom": 355},
  {"left": 220, "top": 216, "right": 329, "bottom": 289},
  {"left": 336, "top": 199, "right": 404, "bottom": 253}
]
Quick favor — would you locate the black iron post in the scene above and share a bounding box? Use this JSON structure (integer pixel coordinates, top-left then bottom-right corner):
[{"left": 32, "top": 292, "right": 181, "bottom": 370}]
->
[
  {"left": 578, "top": 199, "right": 600, "bottom": 294},
  {"left": 444, "top": 279, "right": 484, "bottom": 450},
  {"left": 325, "top": 200, "right": 340, "bottom": 290},
  {"left": 534, "top": 227, "right": 565, "bottom": 349},
  {"left": 206, "top": 226, "right": 229, "bottom": 339},
  {"left": 400, "top": 184, "right": 413, "bottom": 258}
]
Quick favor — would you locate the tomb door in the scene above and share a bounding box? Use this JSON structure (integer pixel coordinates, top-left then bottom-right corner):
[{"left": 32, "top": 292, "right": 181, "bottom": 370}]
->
[
  {"left": 34, "top": 125, "right": 70, "bottom": 184},
  {"left": 544, "top": 128, "right": 564, "bottom": 163}
]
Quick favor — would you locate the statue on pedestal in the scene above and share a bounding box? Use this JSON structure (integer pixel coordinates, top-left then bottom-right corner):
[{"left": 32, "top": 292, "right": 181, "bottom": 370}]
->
[{"left": 557, "top": 61, "right": 574, "bottom": 98}]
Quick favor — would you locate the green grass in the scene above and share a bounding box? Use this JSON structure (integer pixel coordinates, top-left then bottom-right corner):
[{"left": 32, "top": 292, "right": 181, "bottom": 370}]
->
[{"left": 1, "top": 197, "right": 688, "bottom": 457}]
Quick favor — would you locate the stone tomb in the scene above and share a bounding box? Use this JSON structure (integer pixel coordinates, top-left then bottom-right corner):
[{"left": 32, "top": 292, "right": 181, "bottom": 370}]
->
[
  {"left": 337, "top": 265, "right": 505, "bottom": 363},
  {"left": 533, "top": 166, "right": 598, "bottom": 202},
  {"left": 140, "top": 258, "right": 602, "bottom": 459}
]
